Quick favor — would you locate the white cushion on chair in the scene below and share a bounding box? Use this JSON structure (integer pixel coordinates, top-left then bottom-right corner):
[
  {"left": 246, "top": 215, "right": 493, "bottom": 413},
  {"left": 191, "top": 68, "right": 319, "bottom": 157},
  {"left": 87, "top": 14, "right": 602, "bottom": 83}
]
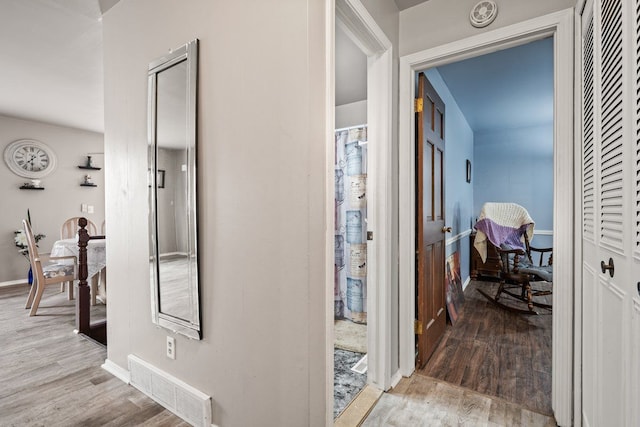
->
[{"left": 43, "top": 263, "right": 74, "bottom": 278}]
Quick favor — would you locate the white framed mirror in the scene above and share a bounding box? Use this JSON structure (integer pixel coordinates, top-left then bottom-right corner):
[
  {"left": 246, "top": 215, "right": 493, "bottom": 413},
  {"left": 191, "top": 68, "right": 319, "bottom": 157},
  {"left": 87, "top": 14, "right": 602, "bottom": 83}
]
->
[{"left": 148, "top": 39, "right": 201, "bottom": 339}]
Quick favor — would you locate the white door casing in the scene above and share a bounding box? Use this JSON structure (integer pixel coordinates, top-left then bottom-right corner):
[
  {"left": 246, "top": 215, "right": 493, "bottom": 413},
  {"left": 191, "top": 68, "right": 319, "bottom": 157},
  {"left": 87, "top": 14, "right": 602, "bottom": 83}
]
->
[
  {"left": 398, "top": 9, "right": 575, "bottom": 426},
  {"left": 333, "top": 0, "right": 394, "bottom": 397}
]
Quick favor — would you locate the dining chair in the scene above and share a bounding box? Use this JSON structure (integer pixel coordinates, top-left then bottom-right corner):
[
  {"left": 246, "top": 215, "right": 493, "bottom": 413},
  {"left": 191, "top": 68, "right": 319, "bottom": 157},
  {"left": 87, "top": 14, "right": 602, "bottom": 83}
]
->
[
  {"left": 23, "top": 219, "right": 77, "bottom": 316},
  {"left": 60, "top": 217, "right": 98, "bottom": 239}
]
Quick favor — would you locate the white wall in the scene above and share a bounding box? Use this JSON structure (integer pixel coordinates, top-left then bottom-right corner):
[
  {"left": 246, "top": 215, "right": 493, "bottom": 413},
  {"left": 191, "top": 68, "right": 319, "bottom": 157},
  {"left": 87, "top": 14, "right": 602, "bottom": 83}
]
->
[
  {"left": 102, "top": 1, "right": 328, "bottom": 426},
  {"left": 336, "top": 100, "right": 367, "bottom": 129},
  {"left": 399, "top": 0, "right": 575, "bottom": 56},
  {"left": 0, "top": 115, "right": 104, "bottom": 283}
]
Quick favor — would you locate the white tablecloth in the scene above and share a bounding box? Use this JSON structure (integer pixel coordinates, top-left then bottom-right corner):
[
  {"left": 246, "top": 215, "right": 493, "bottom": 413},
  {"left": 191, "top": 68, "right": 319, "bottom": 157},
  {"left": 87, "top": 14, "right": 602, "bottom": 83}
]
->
[{"left": 50, "top": 238, "right": 106, "bottom": 280}]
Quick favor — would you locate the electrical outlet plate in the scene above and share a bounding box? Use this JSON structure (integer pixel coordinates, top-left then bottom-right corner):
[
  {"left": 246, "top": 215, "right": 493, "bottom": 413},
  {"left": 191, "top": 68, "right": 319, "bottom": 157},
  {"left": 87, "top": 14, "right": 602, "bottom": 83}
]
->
[{"left": 166, "top": 336, "right": 176, "bottom": 359}]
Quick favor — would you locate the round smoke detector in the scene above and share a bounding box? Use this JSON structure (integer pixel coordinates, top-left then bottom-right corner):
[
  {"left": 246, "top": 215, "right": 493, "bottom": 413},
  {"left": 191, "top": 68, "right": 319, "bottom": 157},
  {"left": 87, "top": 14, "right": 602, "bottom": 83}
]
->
[{"left": 469, "top": 1, "right": 498, "bottom": 28}]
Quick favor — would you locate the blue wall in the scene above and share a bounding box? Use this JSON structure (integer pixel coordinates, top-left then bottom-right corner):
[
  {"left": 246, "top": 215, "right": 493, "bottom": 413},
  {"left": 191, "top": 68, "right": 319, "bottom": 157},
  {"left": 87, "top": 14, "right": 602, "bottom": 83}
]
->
[
  {"left": 425, "top": 69, "right": 554, "bottom": 280},
  {"left": 425, "top": 69, "right": 475, "bottom": 284},
  {"left": 473, "top": 124, "right": 554, "bottom": 249}
]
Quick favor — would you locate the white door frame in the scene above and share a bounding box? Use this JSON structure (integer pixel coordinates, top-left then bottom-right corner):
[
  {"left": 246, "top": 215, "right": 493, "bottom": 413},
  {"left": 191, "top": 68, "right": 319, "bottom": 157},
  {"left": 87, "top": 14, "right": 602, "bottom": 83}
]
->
[
  {"left": 397, "top": 9, "right": 575, "bottom": 426},
  {"left": 330, "top": 0, "right": 394, "bottom": 396}
]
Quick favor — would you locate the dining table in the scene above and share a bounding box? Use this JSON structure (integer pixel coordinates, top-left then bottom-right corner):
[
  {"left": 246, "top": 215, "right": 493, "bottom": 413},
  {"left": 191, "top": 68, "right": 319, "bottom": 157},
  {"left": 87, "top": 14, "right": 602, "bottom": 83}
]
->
[{"left": 50, "top": 237, "right": 107, "bottom": 302}]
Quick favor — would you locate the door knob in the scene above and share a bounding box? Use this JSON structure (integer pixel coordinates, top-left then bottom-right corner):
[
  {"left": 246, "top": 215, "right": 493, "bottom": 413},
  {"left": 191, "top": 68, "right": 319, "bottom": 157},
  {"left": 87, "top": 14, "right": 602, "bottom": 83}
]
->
[
  {"left": 600, "top": 258, "right": 614, "bottom": 278},
  {"left": 442, "top": 226, "right": 452, "bottom": 233}
]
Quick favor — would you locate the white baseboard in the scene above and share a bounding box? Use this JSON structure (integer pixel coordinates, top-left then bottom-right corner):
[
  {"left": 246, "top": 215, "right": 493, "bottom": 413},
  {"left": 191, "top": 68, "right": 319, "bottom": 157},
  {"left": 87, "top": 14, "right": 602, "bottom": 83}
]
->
[
  {"left": 102, "top": 359, "right": 131, "bottom": 384},
  {"left": 0, "top": 279, "right": 28, "bottom": 288},
  {"left": 390, "top": 370, "right": 403, "bottom": 389},
  {"left": 159, "top": 251, "right": 188, "bottom": 259}
]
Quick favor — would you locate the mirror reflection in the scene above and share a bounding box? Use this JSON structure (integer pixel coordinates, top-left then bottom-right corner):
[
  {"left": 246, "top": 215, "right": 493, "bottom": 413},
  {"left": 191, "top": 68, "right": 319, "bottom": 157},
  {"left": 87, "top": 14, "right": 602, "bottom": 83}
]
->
[{"left": 148, "top": 39, "right": 200, "bottom": 339}]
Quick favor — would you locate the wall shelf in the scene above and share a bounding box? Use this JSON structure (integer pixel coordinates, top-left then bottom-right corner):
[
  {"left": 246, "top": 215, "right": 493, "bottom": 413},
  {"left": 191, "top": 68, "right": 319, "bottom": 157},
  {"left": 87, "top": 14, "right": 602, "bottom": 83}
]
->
[
  {"left": 80, "top": 183, "right": 97, "bottom": 187},
  {"left": 20, "top": 185, "right": 44, "bottom": 190},
  {"left": 78, "top": 165, "right": 101, "bottom": 170}
]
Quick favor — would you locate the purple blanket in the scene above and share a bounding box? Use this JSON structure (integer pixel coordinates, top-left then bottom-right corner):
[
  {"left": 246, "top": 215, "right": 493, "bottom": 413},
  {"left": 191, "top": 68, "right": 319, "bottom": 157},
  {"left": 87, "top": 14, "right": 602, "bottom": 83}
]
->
[
  {"left": 475, "top": 219, "right": 529, "bottom": 252},
  {"left": 473, "top": 202, "right": 535, "bottom": 263}
]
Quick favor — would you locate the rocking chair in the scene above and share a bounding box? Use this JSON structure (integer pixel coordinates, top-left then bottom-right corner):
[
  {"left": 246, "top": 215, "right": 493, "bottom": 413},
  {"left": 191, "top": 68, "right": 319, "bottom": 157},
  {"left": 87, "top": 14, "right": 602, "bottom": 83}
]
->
[{"left": 473, "top": 203, "right": 553, "bottom": 315}]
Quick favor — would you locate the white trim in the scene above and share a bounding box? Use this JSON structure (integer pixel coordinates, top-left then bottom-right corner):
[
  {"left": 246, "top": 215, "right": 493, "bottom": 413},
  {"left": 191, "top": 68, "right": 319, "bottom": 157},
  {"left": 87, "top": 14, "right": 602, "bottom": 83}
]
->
[
  {"left": 334, "top": 0, "right": 394, "bottom": 395},
  {"left": 0, "top": 279, "right": 27, "bottom": 288},
  {"left": 442, "top": 228, "right": 552, "bottom": 248},
  {"left": 101, "top": 358, "right": 131, "bottom": 384},
  {"left": 325, "top": 1, "right": 336, "bottom": 425},
  {"left": 573, "top": 7, "right": 584, "bottom": 424},
  {"left": 462, "top": 276, "right": 471, "bottom": 291},
  {"left": 335, "top": 123, "right": 367, "bottom": 132},
  {"left": 551, "top": 11, "right": 575, "bottom": 426},
  {"left": 445, "top": 228, "right": 472, "bottom": 246},
  {"left": 398, "top": 9, "right": 575, "bottom": 425},
  {"left": 535, "top": 229, "right": 554, "bottom": 236},
  {"left": 390, "top": 370, "right": 403, "bottom": 389},
  {"left": 158, "top": 251, "right": 188, "bottom": 258},
  {"left": 336, "top": 0, "right": 391, "bottom": 56}
]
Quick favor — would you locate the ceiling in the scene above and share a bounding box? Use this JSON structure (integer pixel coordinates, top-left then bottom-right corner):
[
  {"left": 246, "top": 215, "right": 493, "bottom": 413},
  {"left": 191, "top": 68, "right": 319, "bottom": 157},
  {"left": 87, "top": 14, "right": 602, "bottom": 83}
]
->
[
  {"left": 335, "top": 24, "right": 367, "bottom": 106},
  {"left": 435, "top": 37, "right": 554, "bottom": 132},
  {"left": 0, "top": 0, "right": 411, "bottom": 134},
  {"left": 393, "top": 0, "right": 431, "bottom": 11},
  {"left": 0, "top": 0, "right": 118, "bottom": 134},
  {"left": 335, "top": 29, "right": 553, "bottom": 133},
  {"left": 3, "top": 0, "right": 550, "bottom": 136},
  {"left": 335, "top": 0, "right": 431, "bottom": 105}
]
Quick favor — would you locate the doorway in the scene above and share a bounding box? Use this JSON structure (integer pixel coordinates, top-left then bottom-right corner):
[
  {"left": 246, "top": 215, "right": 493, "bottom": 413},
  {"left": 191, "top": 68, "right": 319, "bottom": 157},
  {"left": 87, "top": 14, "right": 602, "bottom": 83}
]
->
[
  {"left": 333, "top": 23, "right": 369, "bottom": 418},
  {"left": 398, "top": 10, "right": 575, "bottom": 426},
  {"left": 330, "top": 0, "right": 394, "bottom": 421},
  {"left": 413, "top": 38, "right": 555, "bottom": 415}
]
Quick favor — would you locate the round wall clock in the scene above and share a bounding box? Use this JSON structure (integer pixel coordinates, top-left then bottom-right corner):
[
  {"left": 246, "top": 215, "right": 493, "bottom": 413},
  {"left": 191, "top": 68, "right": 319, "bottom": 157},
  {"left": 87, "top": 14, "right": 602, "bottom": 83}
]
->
[{"left": 3, "top": 139, "right": 57, "bottom": 179}]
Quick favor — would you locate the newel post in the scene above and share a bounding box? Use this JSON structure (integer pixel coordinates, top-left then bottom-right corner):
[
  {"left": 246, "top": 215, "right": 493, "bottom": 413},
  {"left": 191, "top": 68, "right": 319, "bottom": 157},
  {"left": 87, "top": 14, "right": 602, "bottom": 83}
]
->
[{"left": 75, "top": 217, "right": 90, "bottom": 334}]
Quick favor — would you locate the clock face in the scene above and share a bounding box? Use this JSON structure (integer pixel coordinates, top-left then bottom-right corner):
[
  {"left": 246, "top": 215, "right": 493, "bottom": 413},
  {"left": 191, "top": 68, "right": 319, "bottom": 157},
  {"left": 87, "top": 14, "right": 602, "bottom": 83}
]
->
[{"left": 4, "top": 139, "right": 57, "bottom": 179}]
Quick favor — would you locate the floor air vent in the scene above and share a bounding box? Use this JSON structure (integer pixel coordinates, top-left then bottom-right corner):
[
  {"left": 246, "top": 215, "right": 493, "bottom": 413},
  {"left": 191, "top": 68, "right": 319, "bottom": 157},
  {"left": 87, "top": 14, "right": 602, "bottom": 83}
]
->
[{"left": 128, "top": 355, "right": 213, "bottom": 427}]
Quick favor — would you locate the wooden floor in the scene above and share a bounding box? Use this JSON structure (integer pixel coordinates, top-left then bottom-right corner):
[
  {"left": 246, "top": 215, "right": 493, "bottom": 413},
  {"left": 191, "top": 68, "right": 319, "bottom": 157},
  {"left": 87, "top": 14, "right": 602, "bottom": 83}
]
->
[
  {"left": 362, "top": 375, "right": 556, "bottom": 426},
  {"left": 0, "top": 284, "right": 189, "bottom": 426},
  {"left": 362, "top": 279, "right": 555, "bottom": 426},
  {"left": 420, "top": 280, "right": 553, "bottom": 416},
  {"left": 0, "top": 280, "right": 553, "bottom": 425}
]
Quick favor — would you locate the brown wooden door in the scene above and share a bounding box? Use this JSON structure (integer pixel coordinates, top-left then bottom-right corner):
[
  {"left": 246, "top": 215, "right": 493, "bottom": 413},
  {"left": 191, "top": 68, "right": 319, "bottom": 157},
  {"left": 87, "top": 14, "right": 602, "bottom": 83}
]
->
[{"left": 415, "top": 72, "right": 446, "bottom": 369}]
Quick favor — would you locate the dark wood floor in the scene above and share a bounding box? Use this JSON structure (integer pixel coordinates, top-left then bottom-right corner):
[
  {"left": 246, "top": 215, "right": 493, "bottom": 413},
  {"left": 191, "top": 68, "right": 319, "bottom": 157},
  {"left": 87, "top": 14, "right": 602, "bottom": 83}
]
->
[
  {"left": 420, "top": 279, "right": 553, "bottom": 416},
  {"left": 0, "top": 284, "right": 189, "bottom": 426}
]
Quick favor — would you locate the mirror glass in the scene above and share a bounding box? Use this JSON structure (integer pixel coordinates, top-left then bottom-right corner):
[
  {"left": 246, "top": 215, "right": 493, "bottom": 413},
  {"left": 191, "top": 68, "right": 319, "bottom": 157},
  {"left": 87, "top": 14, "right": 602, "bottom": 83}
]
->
[{"left": 148, "top": 39, "right": 200, "bottom": 339}]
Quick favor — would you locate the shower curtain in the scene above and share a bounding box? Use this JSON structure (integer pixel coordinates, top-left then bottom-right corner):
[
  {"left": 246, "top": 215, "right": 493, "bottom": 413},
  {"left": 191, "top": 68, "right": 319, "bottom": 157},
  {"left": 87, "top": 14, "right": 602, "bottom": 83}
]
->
[{"left": 334, "top": 125, "right": 367, "bottom": 324}]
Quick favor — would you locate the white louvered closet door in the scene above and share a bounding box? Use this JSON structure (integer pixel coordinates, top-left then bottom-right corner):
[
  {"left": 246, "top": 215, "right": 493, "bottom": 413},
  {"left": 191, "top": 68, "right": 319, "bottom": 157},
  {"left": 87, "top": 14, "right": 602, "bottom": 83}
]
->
[{"left": 580, "top": 0, "right": 640, "bottom": 425}]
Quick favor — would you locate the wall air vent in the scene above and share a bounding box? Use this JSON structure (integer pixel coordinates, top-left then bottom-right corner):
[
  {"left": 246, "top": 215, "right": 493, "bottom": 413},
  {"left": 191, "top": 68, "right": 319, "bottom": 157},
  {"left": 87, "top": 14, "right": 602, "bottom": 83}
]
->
[
  {"left": 128, "top": 355, "right": 214, "bottom": 427},
  {"left": 469, "top": 1, "right": 498, "bottom": 28}
]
